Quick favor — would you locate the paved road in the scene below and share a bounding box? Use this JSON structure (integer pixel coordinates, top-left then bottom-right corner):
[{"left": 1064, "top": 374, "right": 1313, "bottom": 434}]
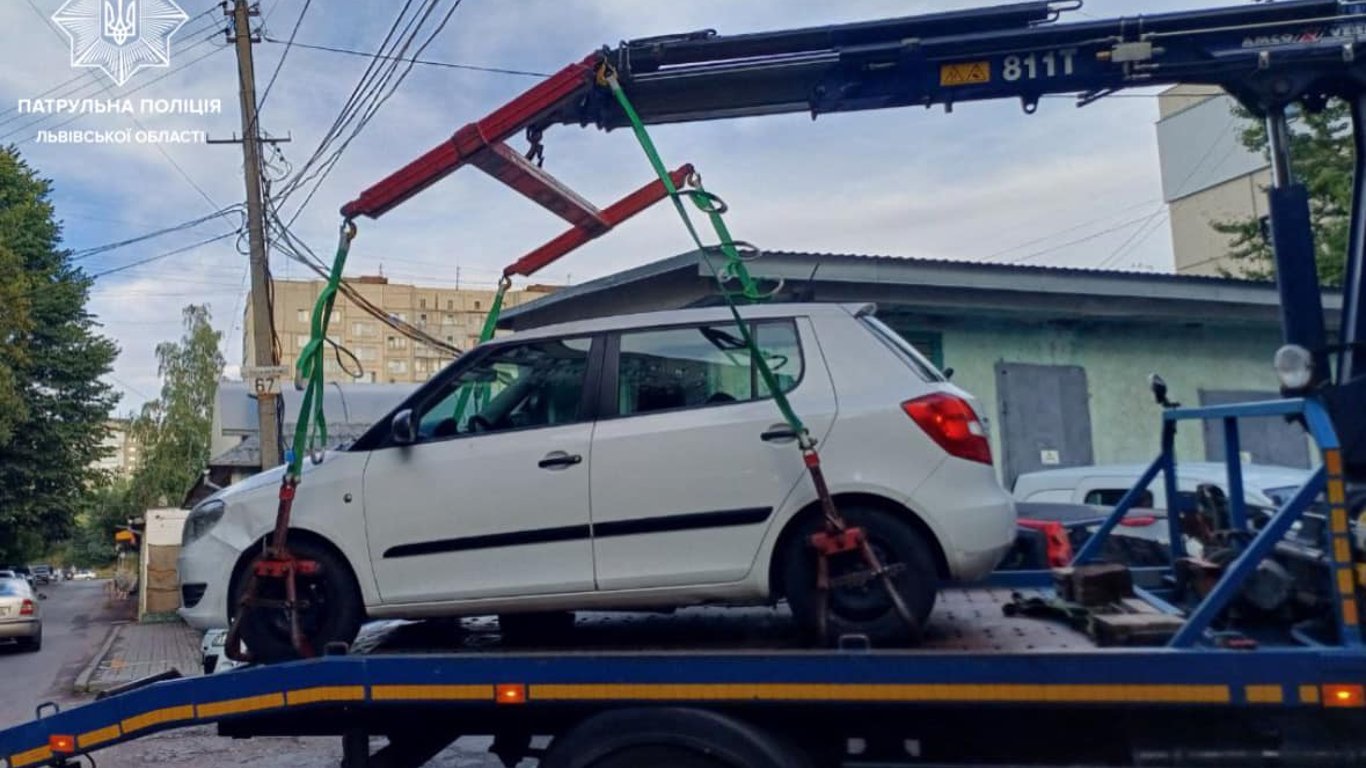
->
[
  {"left": 0, "top": 579, "right": 121, "bottom": 728},
  {"left": 0, "top": 581, "right": 504, "bottom": 766}
]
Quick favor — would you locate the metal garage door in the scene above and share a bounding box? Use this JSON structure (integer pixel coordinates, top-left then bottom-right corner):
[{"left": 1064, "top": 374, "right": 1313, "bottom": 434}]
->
[
  {"left": 995, "top": 362, "right": 1095, "bottom": 487},
  {"left": 1199, "top": 389, "right": 1311, "bottom": 468}
]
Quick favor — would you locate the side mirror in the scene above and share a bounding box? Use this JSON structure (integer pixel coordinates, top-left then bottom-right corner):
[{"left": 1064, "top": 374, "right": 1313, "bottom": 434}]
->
[{"left": 391, "top": 409, "right": 418, "bottom": 445}]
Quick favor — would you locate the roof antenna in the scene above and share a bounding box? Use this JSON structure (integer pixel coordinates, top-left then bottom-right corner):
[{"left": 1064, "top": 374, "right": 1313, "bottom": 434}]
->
[{"left": 794, "top": 262, "right": 822, "bottom": 302}]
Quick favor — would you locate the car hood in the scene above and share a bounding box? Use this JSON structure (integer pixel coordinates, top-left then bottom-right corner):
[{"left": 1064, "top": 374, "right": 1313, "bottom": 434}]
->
[{"left": 203, "top": 450, "right": 348, "bottom": 506}]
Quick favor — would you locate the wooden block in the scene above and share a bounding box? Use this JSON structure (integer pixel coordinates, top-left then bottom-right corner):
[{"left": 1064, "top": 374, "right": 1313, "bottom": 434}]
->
[{"left": 1093, "top": 612, "right": 1185, "bottom": 647}]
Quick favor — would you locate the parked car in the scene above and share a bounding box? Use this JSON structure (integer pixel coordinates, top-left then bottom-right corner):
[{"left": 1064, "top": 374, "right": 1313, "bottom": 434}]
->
[
  {"left": 30, "top": 565, "right": 54, "bottom": 585},
  {"left": 179, "top": 303, "right": 1017, "bottom": 659},
  {"left": 998, "top": 502, "right": 1171, "bottom": 572},
  {"left": 73, "top": 570, "right": 97, "bottom": 581},
  {"left": 1012, "top": 462, "right": 1315, "bottom": 515},
  {"left": 0, "top": 577, "right": 41, "bottom": 652},
  {"left": 5, "top": 566, "right": 34, "bottom": 588}
]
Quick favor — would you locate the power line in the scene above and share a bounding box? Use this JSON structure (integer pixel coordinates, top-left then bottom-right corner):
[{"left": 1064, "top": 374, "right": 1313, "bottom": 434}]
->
[
  {"left": 71, "top": 208, "right": 243, "bottom": 260},
  {"left": 261, "top": 37, "right": 550, "bottom": 78},
  {"left": 257, "top": 0, "right": 312, "bottom": 112},
  {"left": 88, "top": 232, "right": 242, "bottom": 279}
]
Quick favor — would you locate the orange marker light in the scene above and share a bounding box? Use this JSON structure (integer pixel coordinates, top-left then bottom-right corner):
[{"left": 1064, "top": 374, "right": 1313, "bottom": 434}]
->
[
  {"left": 495, "top": 684, "right": 526, "bottom": 705},
  {"left": 49, "top": 734, "right": 76, "bottom": 753},
  {"left": 1323, "top": 684, "right": 1365, "bottom": 708}
]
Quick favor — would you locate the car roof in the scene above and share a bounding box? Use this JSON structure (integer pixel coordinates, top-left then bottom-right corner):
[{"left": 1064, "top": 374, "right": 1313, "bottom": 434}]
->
[{"left": 493, "top": 302, "right": 871, "bottom": 345}]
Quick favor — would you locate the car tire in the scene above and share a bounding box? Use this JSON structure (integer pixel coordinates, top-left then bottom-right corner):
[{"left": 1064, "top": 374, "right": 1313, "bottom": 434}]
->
[
  {"left": 233, "top": 540, "right": 363, "bottom": 663},
  {"left": 23, "top": 630, "right": 42, "bottom": 653},
  {"left": 782, "top": 505, "right": 938, "bottom": 646}
]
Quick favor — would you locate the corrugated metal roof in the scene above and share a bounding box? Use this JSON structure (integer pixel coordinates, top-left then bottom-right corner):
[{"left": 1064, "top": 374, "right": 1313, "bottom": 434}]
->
[{"left": 500, "top": 249, "right": 1340, "bottom": 329}]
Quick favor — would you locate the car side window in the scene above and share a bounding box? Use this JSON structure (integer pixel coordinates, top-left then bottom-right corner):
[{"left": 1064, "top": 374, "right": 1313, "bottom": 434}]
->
[
  {"left": 414, "top": 337, "right": 591, "bottom": 440},
  {"left": 1083, "top": 488, "right": 1155, "bottom": 507},
  {"left": 616, "top": 320, "right": 802, "bottom": 417}
]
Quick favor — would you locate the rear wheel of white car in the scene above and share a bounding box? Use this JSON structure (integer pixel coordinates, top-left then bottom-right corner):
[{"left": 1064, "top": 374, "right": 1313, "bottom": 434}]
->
[
  {"left": 233, "top": 540, "right": 362, "bottom": 663},
  {"left": 782, "top": 505, "right": 938, "bottom": 646}
]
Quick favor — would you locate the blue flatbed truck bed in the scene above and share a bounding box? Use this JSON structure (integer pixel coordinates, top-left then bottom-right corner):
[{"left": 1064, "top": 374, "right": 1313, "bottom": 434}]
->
[{"left": 3, "top": 585, "right": 1365, "bottom": 768}]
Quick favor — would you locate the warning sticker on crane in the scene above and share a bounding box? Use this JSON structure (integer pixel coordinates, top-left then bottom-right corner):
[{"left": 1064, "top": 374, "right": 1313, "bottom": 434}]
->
[{"left": 940, "top": 61, "right": 991, "bottom": 86}]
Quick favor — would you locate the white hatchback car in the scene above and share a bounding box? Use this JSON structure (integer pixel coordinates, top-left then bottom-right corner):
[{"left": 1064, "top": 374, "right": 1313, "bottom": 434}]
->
[{"left": 179, "top": 303, "right": 1015, "bottom": 659}]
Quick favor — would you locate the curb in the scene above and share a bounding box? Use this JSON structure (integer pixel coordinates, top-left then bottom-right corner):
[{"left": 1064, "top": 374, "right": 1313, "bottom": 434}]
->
[{"left": 74, "top": 622, "right": 123, "bottom": 694}]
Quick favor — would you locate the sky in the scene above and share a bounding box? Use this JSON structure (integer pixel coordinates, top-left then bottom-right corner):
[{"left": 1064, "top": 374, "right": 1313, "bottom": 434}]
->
[{"left": 0, "top": 0, "right": 1253, "bottom": 413}]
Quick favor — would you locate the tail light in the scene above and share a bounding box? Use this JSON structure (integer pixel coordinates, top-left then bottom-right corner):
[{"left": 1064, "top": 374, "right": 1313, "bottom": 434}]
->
[
  {"left": 902, "top": 393, "right": 992, "bottom": 465},
  {"left": 20, "top": 599, "right": 34, "bottom": 616}
]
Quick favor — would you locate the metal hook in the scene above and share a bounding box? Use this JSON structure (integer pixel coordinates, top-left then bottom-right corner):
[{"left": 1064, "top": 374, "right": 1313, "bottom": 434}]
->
[{"left": 686, "top": 189, "right": 729, "bottom": 216}]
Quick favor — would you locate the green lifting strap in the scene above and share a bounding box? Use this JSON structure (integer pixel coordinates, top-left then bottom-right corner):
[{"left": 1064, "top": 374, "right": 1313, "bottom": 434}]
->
[
  {"left": 602, "top": 70, "right": 810, "bottom": 443},
  {"left": 452, "top": 276, "right": 511, "bottom": 423},
  {"left": 290, "top": 221, "right": 357, "bottom": 477}
]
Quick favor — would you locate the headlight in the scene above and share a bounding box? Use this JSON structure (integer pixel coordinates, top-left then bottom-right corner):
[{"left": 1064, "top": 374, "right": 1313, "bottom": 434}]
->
[
  {"left": 183, "top": 500, "right": 226, "bottom": 546},
  {"left": 1273, "top": 344, "right": 1314, "bottom": 391}
]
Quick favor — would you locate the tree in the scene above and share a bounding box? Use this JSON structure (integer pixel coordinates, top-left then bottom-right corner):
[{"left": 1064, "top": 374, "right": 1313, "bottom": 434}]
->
[
  {"left": 0, "top": 146, "right": 118, "bottom": 565},
  {"left": 128, "top": 305, "right": 224, "bottom": 509},
  {"left": 1214, "top": 101, "right": 1351, "bottom": 286}
]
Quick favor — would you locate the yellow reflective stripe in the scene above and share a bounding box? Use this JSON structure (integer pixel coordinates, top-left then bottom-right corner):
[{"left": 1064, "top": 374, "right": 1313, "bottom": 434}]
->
[
  {"left": 1326, "top": 450, "right": 1343, "bottom": 476},
  {"left": 1333, "top": 507, "right": 1350, "bottom": 533},
  {"left": 1335, "top": 537, "right": 1353, "bottom": 563},
  {"left": 196, "top": 692, "right": 285, "bottom": 719},
  {"left": 1245, "top": 685, "right": 1284, "bottom": 704},
  {"left": 77, "top": 723, "right": 122, "bottom": 749},
  {"left": 8, "top": 744, "right": 52, "bottom": 768},
  {"left": 286, "top": 685, "right": 366, "bottom": 706},
  {"left": 1329, "top": 482, "right": 1347, "bottom": 506},
  {"left": 530, "top": 683, "right": 1230, "bottom": 704},
  {"left": 121, "top": 704, "right": 195, "bottom": 734},
  {"left": 370, "top": 684, "right": 491, "bottom": 701},
  {"left": 1339, "top": 569, "right": 1356, "bottom": 595},
  {"left": 1344, "top": 599, "right": 1360, "bottom": 627},
  {"left": 1300, "top": 684, "right": 1321, "bottom": 704}
]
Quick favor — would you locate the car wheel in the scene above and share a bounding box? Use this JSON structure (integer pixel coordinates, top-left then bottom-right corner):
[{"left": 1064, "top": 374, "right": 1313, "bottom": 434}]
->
[
  {"left": 23, "top": 630, "right": 42, "bottom": 653},
  {"left": 782, "top": 505, "right": 938, "bottom": 646},
  {"left": 233, "top": 540, "right": 363, "bottom": 663}
]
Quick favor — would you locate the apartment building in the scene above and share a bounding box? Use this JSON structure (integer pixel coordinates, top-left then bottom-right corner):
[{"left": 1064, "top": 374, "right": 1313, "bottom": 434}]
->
[
  {"left": 244, "top": 276, "right": 555, "bottom": 384},
  {"left": 1156, "top": 84, "right": 1271, "bottom": 277}
]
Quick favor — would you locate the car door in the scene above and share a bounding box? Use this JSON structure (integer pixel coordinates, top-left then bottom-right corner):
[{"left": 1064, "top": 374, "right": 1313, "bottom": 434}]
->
[
  {"left": 589, "top": 318, "right": 836, "bottom": 590},
  {"left": 363, "top": 335, "right": 599, "bottom": 604}
]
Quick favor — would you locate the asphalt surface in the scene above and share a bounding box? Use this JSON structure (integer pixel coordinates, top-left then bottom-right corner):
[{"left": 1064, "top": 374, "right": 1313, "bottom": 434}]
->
[
  {"left": 0, "top": 579, "right": 121, "bottom": 728},
  {"left": 0, "top": 580, "right": 505, "bottom": 767}
]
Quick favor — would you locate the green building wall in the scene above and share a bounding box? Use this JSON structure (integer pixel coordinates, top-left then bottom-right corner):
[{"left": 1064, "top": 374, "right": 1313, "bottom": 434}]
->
[{"left": 892, "top": 317, "right": 1285, "bottom": 473}]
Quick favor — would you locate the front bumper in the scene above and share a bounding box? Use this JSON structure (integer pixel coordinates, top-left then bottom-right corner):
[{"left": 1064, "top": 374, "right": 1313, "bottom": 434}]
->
[
  {"left": 0, "top": 619, "right": 40, "bottom": 639},
  {"left": 177, "top": 534, "right": 237, "bottom": 631}
]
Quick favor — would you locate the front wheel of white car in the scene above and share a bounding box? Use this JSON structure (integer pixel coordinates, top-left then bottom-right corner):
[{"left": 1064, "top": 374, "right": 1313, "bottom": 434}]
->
[
  {"left": 782, "top": 505, "right": 939, "bottom": 646},
  {"left": 232, "top": 540, "right": 363, "bottom": 663}
]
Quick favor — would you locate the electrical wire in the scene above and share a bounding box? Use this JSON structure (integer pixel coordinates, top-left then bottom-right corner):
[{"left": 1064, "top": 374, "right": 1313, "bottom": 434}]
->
[
  {"left": 261, "top": 37, "right": 550, "bottom": 78},
  {"left": 71, "top": 208, "right": 243, "bottom": 260},
  {"left": 257, "top": 0, "right": 312, "bottom": 112},
  {"left": 276, "top": 0, "right": 466, "bottom": 225},
  {"left": 88, "top": 232, "right": 242, "bottom": 279}
]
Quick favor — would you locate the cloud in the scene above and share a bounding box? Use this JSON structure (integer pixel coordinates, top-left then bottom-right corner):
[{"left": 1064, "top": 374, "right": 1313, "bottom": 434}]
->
[{"left": 1, "top": 0, "right": 1247, "bottom": 409}]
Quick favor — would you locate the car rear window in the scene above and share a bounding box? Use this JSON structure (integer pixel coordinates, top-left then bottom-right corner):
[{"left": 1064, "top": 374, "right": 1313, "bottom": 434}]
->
[
  {"left": 0, "top": 580, "right": 28, "bottom": 596},
  {"left": 858, "top": 315, "right": 946, "bottom": 382}
]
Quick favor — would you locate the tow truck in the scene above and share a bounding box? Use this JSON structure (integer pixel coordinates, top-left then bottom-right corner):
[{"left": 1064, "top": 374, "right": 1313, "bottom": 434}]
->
[{"left": 5, "top": 1, "right": 1366, "bottom": 765}]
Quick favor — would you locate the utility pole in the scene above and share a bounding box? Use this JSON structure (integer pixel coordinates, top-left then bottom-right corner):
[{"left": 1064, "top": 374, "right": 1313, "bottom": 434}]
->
[{"left": 226, "top": 0, "right": 281, "bottom": 470}]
